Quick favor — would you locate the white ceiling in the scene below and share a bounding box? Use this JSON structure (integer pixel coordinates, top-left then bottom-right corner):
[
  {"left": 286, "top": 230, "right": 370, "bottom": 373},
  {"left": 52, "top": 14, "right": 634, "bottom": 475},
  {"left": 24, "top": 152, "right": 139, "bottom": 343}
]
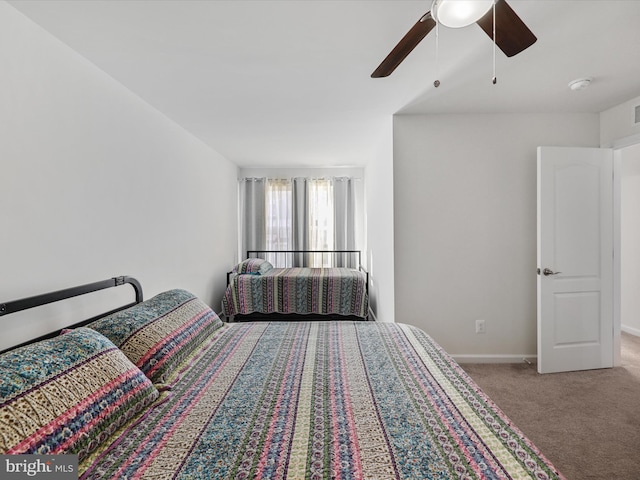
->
[{"left": 8, "top": 0, "right": 640, "bottom": 167}]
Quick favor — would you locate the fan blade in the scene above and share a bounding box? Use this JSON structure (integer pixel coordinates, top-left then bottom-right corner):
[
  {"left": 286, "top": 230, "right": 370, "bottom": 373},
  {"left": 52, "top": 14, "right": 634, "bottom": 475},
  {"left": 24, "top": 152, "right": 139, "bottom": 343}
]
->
[
  {"left": 371, "top": 11, "right": 436, "bottom": 78},
  {"left": 476, "top": 0, "right": 536, "bottom": 57}
]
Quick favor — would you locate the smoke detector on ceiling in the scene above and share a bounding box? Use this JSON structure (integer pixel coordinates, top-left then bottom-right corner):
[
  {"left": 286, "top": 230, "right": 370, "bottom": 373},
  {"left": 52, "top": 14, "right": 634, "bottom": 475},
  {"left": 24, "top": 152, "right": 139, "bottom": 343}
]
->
[{"left": 568, "top": 77, "right": 592, "bottom": 91}]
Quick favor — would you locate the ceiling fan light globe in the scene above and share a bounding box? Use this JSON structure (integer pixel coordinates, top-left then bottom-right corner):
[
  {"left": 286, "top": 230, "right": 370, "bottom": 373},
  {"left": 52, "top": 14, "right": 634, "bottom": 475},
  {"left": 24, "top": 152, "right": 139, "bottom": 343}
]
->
[{"left": 434, "top": 0, "right": 494, "bottom": 28}]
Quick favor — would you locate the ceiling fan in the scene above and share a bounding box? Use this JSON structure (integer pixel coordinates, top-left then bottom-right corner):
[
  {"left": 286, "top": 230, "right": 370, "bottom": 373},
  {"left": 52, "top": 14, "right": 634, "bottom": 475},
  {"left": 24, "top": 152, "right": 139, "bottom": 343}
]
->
[{"left": 371, "top": 0, "right": 536, "bottom": 78}]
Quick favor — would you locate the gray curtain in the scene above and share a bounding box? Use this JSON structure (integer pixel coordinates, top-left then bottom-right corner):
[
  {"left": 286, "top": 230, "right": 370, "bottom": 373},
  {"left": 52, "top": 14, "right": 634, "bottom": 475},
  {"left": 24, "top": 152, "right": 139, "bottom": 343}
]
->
[
  {"left": 333, "top": 177, "right": 356, "bottom": 268},
  {"left": 292, "top": 177, "right": 309, "bottom": 267},
  {"left": 239, "top": 178, "right": 266, "bottom": 260}
]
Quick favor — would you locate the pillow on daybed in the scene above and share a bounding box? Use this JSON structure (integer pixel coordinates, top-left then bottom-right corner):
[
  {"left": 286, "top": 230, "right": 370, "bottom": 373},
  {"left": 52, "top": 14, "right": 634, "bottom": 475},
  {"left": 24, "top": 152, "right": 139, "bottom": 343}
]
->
[
  {"left": 87, "top": 289, "right": 223, "bottom": 384},
  {"left": 233, "top": 258, "right": 273, "bottom": 275},
  {"left": 0, "top": 328, "right": 159, "bottom": 460}
]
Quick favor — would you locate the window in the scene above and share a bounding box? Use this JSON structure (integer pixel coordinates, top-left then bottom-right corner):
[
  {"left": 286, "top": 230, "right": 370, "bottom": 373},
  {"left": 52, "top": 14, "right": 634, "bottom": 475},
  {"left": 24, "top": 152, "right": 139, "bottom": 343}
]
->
[
  {"left": 265, "top": 179, "right": 292, "bottom": 252},
  {"left": 266, "top": 178, "right": 334, "bottom": 266},
  {"left": 307, "top": 179, "right": 334, "bottom": 266},
  {"left": 241, "top": 176, "right": 355, "bottom": 268}
]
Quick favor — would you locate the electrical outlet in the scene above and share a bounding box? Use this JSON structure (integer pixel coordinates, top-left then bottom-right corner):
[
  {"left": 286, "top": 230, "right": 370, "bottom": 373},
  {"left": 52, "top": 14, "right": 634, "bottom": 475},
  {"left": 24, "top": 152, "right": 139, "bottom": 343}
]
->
[{"left": 475, "top": 319, "right": 486, "bottom": 334}]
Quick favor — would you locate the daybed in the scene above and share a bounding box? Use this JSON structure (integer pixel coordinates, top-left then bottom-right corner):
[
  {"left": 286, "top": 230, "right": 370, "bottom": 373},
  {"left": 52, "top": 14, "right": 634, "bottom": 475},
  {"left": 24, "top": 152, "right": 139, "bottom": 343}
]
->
[
  {"left": 0, "top": 277, "right": 564, "bottom": 479},
  {"left": 222, "top": 250, "right": 369, "bottom": 321}
]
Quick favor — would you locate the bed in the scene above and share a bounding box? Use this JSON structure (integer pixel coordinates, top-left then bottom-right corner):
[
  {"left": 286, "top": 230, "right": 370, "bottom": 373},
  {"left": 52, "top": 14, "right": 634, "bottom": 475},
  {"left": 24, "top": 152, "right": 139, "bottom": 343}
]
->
[
  {"left": 0, "top": 277, "right": 565, "bottom": 479},
  {"left": 222, "top": 250, "right": 369, "bottom": 321}
]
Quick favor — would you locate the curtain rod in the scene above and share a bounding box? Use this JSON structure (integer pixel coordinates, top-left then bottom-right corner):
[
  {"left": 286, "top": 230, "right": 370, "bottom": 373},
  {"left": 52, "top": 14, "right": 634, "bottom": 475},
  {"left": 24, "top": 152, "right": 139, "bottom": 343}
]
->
[{"left": 238, "top": 176, "right": 362, "bottom": 182}]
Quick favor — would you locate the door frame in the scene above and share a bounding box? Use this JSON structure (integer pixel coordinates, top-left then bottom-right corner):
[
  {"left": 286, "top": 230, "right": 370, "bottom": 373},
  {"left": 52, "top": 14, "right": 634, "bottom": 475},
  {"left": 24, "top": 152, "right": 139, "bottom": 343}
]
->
[{"left": 610, "top": 132, "right": 640, "bottom": 366}]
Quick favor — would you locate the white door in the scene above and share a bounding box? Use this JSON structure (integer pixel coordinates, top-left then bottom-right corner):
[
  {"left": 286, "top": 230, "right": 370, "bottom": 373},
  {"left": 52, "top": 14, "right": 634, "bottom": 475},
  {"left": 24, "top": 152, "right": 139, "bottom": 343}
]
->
[{"left": 537, "top": 146, "right": 613, "bottom": 374}]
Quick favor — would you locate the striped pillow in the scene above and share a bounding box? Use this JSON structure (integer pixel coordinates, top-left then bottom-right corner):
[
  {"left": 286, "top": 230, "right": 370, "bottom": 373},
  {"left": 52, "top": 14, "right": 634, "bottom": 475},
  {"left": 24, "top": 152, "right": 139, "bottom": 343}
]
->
[
  {"left": 233, "top": 258, "right": 273, "bottom": 275},
  {"left": 0, "top": 328, "right": 159, "bottom": 460},
  {"left": 87, "top": 289, "right": 223, "bottom": 383}
]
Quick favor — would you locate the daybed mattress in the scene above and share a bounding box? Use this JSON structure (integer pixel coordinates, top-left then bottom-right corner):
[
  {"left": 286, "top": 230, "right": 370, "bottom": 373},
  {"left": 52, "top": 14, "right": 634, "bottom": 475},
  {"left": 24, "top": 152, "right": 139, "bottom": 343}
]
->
[
  {"left": 80, "top": 321, "right": 563, "bottom": 480},
  {"left": 222, "top": 267, "right": 368, "bottom": 318}
]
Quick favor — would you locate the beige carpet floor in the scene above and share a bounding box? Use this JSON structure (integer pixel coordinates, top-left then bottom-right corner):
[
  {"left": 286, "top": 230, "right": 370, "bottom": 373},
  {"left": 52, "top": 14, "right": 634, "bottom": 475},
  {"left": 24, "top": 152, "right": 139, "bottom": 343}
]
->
[{"left": 461, "top": 333, "right": 640, "bottom": 480}]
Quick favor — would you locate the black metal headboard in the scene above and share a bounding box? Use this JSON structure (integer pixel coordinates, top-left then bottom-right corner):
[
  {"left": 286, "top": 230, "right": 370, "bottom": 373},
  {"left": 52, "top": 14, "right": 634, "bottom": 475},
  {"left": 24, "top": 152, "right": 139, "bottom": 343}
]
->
[
  {"left": 247, "top": 250, "right": 362, "bottom": 269},
  {"left": 0, "top": 276, "right": 142, "bottom": 354}
]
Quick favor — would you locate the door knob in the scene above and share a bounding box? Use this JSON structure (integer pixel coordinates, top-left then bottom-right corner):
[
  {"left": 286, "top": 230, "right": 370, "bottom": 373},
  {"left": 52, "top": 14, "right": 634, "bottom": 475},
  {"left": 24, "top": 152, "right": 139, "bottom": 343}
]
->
[{"left": 542, "top": 268, "right": 561, "bottom": 276}]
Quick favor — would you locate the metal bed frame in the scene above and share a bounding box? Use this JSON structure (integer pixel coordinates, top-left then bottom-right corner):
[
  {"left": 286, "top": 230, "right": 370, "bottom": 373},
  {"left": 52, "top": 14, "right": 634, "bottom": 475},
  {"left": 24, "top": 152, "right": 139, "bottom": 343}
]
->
[
  {"left": 0, "top": 276, "right": 143, "bottom": 354},
  {"left": 247, "top": 250, "right": 362, "bottom": 269}
]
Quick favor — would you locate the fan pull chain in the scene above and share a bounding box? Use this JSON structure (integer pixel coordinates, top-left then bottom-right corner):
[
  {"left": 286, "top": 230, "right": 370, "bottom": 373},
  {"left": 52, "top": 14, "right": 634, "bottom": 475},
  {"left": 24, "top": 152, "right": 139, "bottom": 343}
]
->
[
  {"left": 434, "top": 19, "right": 441, "bottom": 88},
  {"left": 492, "top": 0, "right": 497, "bottom": 85}
]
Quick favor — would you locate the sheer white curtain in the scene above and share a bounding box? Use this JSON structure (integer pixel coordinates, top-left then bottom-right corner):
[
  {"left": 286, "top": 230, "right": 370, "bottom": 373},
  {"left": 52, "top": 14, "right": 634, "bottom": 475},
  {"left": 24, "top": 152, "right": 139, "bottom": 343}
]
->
[
  {"left": 265, "top": 179, "right": 292, "bottom": 266},
  {"left": 307, "top": 179, "right": 334, "bottom": 266}
]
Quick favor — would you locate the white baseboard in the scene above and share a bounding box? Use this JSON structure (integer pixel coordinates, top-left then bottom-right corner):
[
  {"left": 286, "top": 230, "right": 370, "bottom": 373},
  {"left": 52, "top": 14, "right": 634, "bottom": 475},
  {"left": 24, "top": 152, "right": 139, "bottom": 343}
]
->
[
  {"left": 621, "top": 325, "right": 640, "bottom": 337},
  {"left": 452, "top": 354, "right": 537, "bottom": 364},
  {"left": 454, "top": 328, "right": 640, "bottom": 363}
]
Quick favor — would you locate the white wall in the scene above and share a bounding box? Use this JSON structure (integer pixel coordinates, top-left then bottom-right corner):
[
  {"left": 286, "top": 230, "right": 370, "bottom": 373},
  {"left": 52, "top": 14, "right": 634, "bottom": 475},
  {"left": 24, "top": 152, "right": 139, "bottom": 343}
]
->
[
  {"left": 0, "top": 2, "right": 238, "bottom": 350},
  {"left": 364, "top": 119, "right": 395, "bottom": 322},
  {"left": 393, "top": 113, "right": 600, "bottom": 358},
  {"left": 600, "top": 95, "right": 640, "bottom": 147},
  {"left": 601, "top": 97, "right": 640, "bottom": 355},
  {"left": 620, "top": 143, "right": 640, "bottom": 336}
]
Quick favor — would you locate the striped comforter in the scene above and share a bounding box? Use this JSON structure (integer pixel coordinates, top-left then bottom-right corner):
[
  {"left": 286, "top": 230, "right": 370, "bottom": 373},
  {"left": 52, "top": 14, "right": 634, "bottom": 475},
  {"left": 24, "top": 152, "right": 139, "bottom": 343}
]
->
[
  {"left": 80, "top": 321, "right": 564, "bottom": 480},
  {"left": 222, "top": 267, "right": 368, "bottom": 318}
]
